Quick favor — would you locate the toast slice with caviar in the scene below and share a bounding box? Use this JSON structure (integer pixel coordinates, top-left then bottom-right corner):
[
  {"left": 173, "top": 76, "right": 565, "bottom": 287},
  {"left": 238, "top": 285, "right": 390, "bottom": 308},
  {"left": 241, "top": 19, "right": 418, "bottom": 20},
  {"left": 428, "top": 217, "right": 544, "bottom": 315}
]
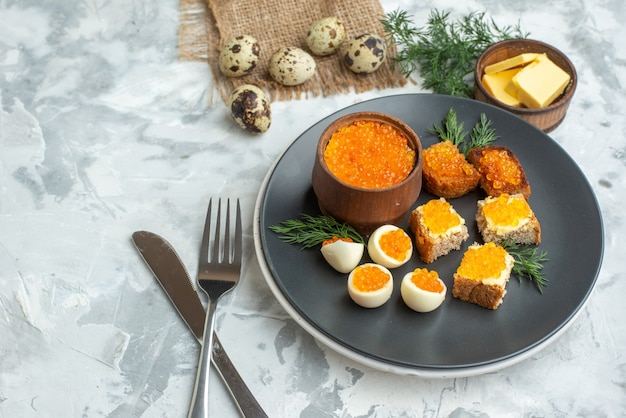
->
[
  {"left": 452, "top": 242, "right": 515, "bottom": 310},
  {"left": 422, "top": 141, "right": 481, "bottom": 199},
  {"left": 467, "top": 145, "right": 531, "bottom": 199},
  {"left": 409, "top": 198, "right": 469, "bottom": 263},
  {"left": 476, "top": 193, "right": 541, "bottom": 245}
]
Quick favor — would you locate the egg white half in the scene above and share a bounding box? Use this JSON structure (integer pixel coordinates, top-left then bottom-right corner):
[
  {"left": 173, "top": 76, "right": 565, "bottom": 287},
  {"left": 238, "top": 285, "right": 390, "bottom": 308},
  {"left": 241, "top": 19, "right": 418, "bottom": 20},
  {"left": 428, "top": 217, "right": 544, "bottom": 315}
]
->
[
  {"left": 400, "top": 271, "right": 447, "bottom": 313},
  {"left": 320, "top": 240, "right": 364, "bottom": 273},
  {"left": 347, "top": 263, "right": 393, "bottom": 308}
]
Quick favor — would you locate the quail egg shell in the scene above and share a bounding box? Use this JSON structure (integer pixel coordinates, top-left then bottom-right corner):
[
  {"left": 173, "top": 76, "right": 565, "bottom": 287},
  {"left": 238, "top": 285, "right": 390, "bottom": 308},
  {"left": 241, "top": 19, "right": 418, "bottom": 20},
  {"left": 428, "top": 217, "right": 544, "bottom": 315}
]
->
[
  {"left": 342, "top": 33, "right": 386, "bottom": 74},
  {"left": 347, "top": 263, "right": 394, "bottom": 308},
  {"left": 320, "top": 239, "right": 364, "bottom": 273},
  {"left": 306, "top": 16, "right": 346, "bottom": 56},
  {"left": 219, "top": 35, "right": 260, "bottom": 77},
  {"left": 268, "top": 47, "right": 316, "bottom": 86},
  {"left": 401, "top": 269, "right": 447, "bottom": 313},
  {"left": 367, "top": 224, "right": 413, "bottom": 269},
  {"left": 228, "top": 84, "right": 271, "bottom": 134}
]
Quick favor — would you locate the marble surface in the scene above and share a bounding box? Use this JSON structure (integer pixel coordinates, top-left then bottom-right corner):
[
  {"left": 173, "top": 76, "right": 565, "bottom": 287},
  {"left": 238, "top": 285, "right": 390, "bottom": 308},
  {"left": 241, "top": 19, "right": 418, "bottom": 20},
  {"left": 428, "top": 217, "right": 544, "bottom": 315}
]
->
[{"left": 1, "top": 0, "right": 624, "bottom": 417}]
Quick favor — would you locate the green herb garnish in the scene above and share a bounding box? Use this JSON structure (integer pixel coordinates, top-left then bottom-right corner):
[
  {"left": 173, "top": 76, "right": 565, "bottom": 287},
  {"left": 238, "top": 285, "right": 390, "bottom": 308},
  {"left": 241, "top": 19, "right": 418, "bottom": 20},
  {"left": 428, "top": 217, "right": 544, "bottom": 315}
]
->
[
  {"left": 269, "top": 214, "right": 364, "bottom": 249},
  {"left": 469, "top": 113, "right": 499, "bottom": 151},
  {"left": 381, "top": 9, "right": 528, "bottom": 97},
  {"left": 431, "top": 108, "right": 467, "bottom": 147},
  {"left": 503, "top": 240, "right": 549, "bottom": 293},
  {"left": 431, "top": 108, "right": 498, "bottom": 156}
]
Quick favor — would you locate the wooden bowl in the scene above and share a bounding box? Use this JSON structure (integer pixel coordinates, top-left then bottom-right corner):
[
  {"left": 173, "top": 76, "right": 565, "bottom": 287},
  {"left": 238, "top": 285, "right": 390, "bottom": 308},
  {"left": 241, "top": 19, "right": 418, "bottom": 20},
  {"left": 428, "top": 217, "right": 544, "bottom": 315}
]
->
[
  {"left": 311, "top": 112, "right": 423, "bottom": 236},
  {"left": 474, "top": 39, "right": 577, "bottom": 133}
]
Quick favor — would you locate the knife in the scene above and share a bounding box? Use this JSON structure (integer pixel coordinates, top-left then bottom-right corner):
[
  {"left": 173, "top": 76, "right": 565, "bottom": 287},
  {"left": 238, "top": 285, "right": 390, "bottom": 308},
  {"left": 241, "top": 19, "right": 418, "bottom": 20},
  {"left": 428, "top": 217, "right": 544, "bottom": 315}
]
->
[{"left": 131, "top": 231, "right": 268, "bottom": 418}]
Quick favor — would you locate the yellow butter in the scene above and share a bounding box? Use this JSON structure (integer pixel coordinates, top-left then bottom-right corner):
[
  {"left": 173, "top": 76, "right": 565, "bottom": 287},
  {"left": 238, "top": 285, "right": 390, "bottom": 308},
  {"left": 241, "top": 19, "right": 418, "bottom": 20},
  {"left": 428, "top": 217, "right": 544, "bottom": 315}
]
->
[
  {"left": 511, "top": 54, "right": 571, "bottom": 108},
  {"left": 482, "top": 68, "right": 523, "bottom": 107},
  {"left": 484, "top": 53, "right": 539, "bottom": 74}
]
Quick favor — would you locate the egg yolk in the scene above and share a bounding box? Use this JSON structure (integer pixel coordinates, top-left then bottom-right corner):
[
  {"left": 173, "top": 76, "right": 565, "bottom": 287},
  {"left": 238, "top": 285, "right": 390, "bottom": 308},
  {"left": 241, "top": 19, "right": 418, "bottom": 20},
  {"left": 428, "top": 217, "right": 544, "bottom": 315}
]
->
[
  {"left": 482, "top": 194, "right": 531, "bottom": 227},
  {"left": 410, "top": 268, "right": 444, "bottom": 293},
  {"left": 379, "top": 229, "right": 412, "bottom": 261},
  {"left": 456, "top": 242, "right": 508, "bottom": 280},
  {"left": 352, "top": 265, "right": 390, "bottom": 292},
  {"left": 322, "top": 236, "right": 354, "bottom": 246},
  {"left": 421, "top": 199, "right": 461, "bottom": 234}
]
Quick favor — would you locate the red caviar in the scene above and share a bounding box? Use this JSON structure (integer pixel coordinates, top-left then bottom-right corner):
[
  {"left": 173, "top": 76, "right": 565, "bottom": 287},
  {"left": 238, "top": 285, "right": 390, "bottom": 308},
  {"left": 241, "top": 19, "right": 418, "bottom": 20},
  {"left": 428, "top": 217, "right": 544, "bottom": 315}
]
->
[
  {"left": 479, "top": 149, "right": 523, "bottom": 190},
  {"left": 482, "top": 194, "right": 531, "bottom": 227},
  {"left": 456, "top": 242, "right": 508, "bottom": 280},
  {"left": 410, "top": 268, "right": 444, "bottom": 293},
  {"left": 352, "top": 265, "right": 391, "bottom": 292},
  {"left": 323, "top": 120, "right": 415, "bottom": 189},
  {"left": 322, "top": 236, "right": 354, "bottom": 246},
  {"left": 379, "top": 228, "right": 412, "bottom": 261},
  {"left": 421, "top": 199, "right": 461, "bottom": 235}
]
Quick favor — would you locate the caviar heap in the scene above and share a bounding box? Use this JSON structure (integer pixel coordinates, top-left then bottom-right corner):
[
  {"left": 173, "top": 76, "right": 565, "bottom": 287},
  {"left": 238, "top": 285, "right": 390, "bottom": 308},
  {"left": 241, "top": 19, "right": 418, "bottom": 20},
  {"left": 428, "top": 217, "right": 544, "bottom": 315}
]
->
[
  {"left": 420, "top": 198, "right": 462, "bottom": 235},
  {"left": 324, "top": 120, "right": 416, "bottom": 189}
]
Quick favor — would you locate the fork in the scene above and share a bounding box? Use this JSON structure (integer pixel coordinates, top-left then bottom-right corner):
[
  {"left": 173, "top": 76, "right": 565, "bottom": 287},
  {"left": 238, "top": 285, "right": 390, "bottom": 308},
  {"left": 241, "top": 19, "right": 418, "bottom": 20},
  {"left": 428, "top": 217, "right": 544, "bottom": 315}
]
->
[{"left": 188, "top": 198, "right": 243, "bottom": 418}]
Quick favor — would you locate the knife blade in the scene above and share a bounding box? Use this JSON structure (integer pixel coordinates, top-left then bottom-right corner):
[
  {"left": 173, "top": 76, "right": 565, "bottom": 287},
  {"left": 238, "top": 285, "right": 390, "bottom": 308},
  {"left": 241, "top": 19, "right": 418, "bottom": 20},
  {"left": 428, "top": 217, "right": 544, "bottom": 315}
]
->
[{"left": 131, "top": 230, "right": 268, "bottom": 418}]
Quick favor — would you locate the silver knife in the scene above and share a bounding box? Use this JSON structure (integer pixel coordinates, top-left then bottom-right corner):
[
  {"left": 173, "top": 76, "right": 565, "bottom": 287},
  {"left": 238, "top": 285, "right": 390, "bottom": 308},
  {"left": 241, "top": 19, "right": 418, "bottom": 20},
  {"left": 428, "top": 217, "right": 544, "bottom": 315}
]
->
[{"left": 131, "top": 230, "right": 268, "bottom": 418}]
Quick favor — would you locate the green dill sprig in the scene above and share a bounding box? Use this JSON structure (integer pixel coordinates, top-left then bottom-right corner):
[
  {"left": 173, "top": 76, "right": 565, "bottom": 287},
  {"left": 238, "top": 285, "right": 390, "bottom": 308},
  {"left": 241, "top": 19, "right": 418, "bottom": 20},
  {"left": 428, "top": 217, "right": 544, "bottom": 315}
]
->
[
  {"left": 381, "top": 9, "right": 528, "bottom": 97},
  {"left": 468, "top": 113, "right": 499, "bottom": 151},
  {"left": 431, "top": 108, "right": 467, "bottom": 147},
  {"left": 503, "top": 240, "right": 549, "bottom": 293},
  {"left": 431, "top": 108, "right": 498, "bottom": 156},
  {"left": 269, "top": 214, "right": 364, "bottom": 249}
]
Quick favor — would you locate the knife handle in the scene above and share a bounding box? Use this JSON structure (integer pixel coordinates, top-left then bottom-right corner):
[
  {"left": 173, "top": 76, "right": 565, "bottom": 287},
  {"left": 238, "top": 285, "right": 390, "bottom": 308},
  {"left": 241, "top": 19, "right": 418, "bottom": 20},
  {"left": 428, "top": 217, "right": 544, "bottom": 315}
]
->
[{"left": 211, "top": 335, "right": 268, "bottom": 418}]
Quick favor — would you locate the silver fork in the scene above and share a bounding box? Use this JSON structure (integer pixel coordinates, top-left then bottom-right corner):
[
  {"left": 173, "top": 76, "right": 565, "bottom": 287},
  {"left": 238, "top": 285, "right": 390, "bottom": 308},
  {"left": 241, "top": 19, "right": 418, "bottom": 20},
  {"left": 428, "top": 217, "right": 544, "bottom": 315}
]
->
[{"left": 188, "top": 198, "right": 243, "bottom": 418}]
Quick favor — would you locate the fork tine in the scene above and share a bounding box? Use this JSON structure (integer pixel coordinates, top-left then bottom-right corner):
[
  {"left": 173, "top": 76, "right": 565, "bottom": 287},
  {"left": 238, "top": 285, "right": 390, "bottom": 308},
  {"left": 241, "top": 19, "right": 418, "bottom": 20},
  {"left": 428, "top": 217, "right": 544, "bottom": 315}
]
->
[
  {"left": 200, "top": 198, "right": 212, "bottom": 265},
  {"left": 233, "top": 199, "right": 242, "bottom": 265},
  {"left": 223, "top": 199, "right": 231, "bottom": 263},
  {"left": 211, "top": 198, "right": 222, "bottom": 264}
]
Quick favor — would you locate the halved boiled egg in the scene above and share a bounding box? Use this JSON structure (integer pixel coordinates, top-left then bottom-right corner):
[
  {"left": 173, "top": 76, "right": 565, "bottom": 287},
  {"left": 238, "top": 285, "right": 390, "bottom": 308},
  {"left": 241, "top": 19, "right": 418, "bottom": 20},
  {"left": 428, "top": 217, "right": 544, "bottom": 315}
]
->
[
  {"left": 400, "top": 268, "right": 446, "bottom": 313},
  {"left": 367, "top": 224, "right": 413, "bottom": 268},
  {"left": 347, "top": 263, "right": 393, "bottom": 308},
  {"left": 320, "top": 237, "right": 364, "bottom": 273}
]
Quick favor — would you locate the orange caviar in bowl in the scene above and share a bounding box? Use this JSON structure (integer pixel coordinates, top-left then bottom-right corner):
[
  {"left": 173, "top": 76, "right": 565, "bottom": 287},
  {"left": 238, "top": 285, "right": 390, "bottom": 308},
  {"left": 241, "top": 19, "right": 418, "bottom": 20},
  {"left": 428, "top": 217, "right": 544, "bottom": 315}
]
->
[
  {"left": 312, "top": 112, "right": 423, "bottom": 236},
  {"left": 421, "top": 198, "right": 462, "bottom": 235},
  {"left": 323, "top": 120, "right": 416, "bottom": 189}
]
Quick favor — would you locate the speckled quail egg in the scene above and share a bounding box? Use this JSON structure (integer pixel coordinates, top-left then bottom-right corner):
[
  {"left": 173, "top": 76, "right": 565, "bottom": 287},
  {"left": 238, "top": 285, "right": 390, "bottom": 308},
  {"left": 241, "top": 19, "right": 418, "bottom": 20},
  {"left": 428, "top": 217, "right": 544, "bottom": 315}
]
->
[
  {"left": 401, "top": 268, "right": 447, "bottom": 313},
  {"left": 347, "top": 263, "right": 394, "bottom": 308},
  {"left": 367, "top": 224, "right": 413, "bottom": 269},
  {"left": 306, "top": 16, "right": 346, "bottom": 56},
  {"left": 227, "top": 84, "right": 271, "bottom": 134},
  {"left": 219, "top": 35, "right": 260, "bottom": 77},
  {"left": 320, "top": 238, "right": 364, "bottom": 273},
  {"left": 268, "top": 47, "right": 316, "bottom": 86},
  {"left": 342, "top": 33, "right": 387, "bottom": 74}
]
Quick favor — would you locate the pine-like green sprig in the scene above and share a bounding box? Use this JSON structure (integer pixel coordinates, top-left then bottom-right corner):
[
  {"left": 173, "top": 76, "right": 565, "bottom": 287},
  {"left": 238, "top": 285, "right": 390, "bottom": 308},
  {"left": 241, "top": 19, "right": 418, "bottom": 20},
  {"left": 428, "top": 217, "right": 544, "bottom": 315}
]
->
[
  {"left": 503, "top": 240, "right": 549, "bottom": 293},
  {"left": 382, "top": 9, "right": 528, "bottom": 97},
  {"left": 269, "top": 214, "right": 364, "bottom": 249}
]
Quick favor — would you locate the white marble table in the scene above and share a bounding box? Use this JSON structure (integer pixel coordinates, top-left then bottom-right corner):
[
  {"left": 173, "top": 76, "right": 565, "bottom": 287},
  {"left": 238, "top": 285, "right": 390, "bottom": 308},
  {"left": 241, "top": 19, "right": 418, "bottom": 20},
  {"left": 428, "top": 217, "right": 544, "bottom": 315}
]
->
[{"left": 1, "top": 0, "right": 624, "bottom": 416}]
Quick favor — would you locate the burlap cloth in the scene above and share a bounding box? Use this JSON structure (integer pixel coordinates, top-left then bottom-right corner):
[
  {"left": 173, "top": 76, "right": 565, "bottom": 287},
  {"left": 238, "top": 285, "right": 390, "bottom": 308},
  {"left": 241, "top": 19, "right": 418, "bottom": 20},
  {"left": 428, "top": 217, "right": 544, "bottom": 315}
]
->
[{"left": 178, "top": 0, "right": 407, "bottom": 102}]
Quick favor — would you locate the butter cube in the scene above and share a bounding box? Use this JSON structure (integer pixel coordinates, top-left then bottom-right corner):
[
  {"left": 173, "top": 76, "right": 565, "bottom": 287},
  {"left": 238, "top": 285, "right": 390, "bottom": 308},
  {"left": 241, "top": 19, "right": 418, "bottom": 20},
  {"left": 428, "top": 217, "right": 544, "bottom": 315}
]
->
[
  {"left": 482, "top": 68, "right": 523, "bottom": 107},
  {"left": 484, "top": 53, "right": 539, "bottom": 74},
  {"left": 511, "top": 54, "right": 571, "bottom": 108}
]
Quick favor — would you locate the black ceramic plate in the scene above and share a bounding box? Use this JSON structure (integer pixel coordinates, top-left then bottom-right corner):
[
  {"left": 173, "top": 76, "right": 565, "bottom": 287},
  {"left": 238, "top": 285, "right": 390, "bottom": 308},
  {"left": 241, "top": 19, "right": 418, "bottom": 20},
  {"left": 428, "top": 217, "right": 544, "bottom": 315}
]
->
[{"left": 253, "top": 94, "right": 603, "bottom": 376}]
